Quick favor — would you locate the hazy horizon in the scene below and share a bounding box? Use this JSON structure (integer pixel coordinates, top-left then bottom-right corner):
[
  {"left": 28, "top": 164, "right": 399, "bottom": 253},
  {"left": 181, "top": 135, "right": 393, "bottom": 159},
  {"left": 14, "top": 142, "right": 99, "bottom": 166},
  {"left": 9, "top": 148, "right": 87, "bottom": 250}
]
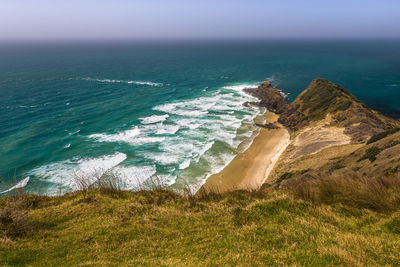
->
[{"left": 1, "top": 0, "right": 399, "bottom": 41}]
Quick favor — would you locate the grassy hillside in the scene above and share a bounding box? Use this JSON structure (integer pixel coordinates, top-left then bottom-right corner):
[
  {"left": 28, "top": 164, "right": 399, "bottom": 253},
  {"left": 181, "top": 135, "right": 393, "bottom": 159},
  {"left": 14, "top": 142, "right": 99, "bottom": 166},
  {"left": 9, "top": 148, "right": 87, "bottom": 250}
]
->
[
  {"left": 272, "top": 129, "right": 400, "bottom": 184},
  {"left": 279, "top": 78, "right": 398, "bottom": 141},
  {"left": 1, "top": 187, "right": 400, "bottom": 266},
  {"left": 270, "top": 79, "right": 400, "bottom": 209}
]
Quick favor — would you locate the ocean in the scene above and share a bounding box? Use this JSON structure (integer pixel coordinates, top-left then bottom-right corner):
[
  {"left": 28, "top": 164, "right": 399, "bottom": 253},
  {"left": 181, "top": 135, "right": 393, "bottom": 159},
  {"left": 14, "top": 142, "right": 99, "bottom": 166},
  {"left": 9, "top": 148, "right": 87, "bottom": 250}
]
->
[{"left": 1, "top": 39, "right": 399, "bottom": 194}]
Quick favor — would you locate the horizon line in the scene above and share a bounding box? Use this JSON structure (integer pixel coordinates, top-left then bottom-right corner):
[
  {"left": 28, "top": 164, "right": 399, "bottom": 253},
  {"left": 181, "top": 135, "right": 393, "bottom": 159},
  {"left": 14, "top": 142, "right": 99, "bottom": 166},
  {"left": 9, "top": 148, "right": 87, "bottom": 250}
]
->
[{"left": 1, "top": 36, "right": 400, "bottom": 43}]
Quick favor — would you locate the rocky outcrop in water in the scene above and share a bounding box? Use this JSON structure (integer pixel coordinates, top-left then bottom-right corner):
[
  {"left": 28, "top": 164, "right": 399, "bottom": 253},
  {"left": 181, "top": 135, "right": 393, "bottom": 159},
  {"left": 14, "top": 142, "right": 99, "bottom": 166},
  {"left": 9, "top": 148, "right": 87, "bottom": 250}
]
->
[{"left": 243, "top": 81, "right": 288, "bottom": 113}]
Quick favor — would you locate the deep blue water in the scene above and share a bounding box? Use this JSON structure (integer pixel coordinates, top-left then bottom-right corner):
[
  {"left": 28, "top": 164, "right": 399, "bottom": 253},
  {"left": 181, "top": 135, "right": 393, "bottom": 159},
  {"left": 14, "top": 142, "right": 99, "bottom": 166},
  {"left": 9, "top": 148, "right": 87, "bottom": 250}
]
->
[{"left": 0, "top": 40, "right": 399, "bottom": 194}]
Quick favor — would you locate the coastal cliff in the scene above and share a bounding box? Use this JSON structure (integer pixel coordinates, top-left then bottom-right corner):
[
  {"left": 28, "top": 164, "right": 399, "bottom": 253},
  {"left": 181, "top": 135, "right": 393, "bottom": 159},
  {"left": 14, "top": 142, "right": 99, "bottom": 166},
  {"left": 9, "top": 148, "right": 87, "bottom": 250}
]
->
[
  {"left": 245, "top": 79, "right": 400, "bottom": 192},
  {"left": 203, "top": 78, "right": 400, "bottom": 194},
  {"left": 246, "top": 78, "right": 398, "bottom": 141}
]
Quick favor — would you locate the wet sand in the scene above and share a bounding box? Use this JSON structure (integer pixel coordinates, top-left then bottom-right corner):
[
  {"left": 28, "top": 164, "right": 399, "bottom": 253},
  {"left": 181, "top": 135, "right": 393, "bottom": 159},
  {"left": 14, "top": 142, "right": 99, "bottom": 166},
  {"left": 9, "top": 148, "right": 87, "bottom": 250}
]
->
[{"left": 200, "top": 112, "right": 290, "bottom": 194}]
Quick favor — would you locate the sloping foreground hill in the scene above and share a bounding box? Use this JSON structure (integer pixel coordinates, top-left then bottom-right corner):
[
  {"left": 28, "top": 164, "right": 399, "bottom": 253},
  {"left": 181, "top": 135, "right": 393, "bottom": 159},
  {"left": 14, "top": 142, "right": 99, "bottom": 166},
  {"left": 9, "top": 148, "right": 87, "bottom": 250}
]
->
[{"left": 1, "top": 188, "right": 400, "bottom": 266}]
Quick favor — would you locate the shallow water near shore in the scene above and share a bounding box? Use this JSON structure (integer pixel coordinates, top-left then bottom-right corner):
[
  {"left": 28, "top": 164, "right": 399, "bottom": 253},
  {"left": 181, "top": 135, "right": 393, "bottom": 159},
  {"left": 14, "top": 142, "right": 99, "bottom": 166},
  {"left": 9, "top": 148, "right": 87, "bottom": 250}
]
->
[{"left": 1, "top": 40, "right": 400, "bottom": 194}]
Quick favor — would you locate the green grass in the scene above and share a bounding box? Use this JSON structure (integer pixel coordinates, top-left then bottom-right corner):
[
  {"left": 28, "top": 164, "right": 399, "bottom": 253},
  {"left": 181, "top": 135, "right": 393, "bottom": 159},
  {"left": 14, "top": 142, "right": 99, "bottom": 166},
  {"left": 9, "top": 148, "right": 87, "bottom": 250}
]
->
[
  {"left": 1, "top": 187, "right": 400, "bottom": 266},
  {"left": 299, "top": 78, "right": 353, "bottom": 121},
  {"left": 284, "top": 172, "right": 400, "bottom": 213}
]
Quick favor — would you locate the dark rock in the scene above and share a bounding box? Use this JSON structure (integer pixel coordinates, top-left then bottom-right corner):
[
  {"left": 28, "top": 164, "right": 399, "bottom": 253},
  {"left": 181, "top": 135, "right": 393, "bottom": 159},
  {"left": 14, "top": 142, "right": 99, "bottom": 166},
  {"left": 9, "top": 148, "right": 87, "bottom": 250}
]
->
[
  {"left": 243, "top": 101, "right": 259, "bottom": 107},
  {"left": 255, "top": 123, "right": 280, "bottom": 129},
  {"left": 243, "top": 81, "right": 288, "bottom": 113}
]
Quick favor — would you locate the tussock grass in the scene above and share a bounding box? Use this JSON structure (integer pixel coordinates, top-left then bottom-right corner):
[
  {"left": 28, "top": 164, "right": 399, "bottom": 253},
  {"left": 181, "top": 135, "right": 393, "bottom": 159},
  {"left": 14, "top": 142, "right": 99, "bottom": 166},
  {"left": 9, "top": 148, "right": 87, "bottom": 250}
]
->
[
  {"left": 285, "top": 172, "right": 400, "bottom": 213},
  {"left": 1, "top": 169, "right": 400, "bottom": 265},
  {"left": 0, "top": 183, "right": 399, "bottom": 265}
]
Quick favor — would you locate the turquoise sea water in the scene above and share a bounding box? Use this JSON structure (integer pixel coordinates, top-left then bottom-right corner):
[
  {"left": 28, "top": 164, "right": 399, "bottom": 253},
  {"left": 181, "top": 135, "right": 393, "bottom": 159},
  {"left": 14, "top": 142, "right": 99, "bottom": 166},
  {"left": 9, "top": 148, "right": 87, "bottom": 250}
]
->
[{"left": 1, "top": 40, "right": 399, "bottom": 194}]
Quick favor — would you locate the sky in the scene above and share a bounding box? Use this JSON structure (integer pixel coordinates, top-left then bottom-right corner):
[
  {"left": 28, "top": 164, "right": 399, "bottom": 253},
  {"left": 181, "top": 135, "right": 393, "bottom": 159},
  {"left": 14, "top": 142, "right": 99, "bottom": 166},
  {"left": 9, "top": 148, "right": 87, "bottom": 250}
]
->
[{"left": 0, "top": 0, "right": 399, "bottom": 40}]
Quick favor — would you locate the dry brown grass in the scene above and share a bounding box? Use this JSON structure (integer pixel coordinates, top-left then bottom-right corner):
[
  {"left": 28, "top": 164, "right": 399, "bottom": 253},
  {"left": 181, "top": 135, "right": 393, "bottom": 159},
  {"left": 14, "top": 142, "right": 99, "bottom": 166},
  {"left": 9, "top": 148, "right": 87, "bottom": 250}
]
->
[
  {"left": 0, "top": 198, "right": 31, "bottom": 237},
  {"left": 1, "top": 176, "right": 400, "bottom": 265},
  {"left": 284, "top": 171, "right": 400, "bottom": 213}
]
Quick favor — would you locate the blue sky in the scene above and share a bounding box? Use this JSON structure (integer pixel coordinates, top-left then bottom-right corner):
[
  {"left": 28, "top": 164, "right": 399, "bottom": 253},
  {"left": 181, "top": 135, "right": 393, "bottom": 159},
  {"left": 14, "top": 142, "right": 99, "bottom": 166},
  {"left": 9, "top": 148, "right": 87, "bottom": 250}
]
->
[{"left": 0, "top": 0, "right": 399, "bottom": 40}]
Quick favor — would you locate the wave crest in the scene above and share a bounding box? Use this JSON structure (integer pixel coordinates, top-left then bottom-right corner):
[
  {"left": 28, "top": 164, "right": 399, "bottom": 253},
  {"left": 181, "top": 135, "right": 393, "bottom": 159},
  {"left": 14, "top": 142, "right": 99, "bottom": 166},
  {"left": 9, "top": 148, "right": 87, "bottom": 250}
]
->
[
  {"left": 140, "top": 114, "right": 169, "bottom": 124},
  {"left": 80, "top": 77, "right": 162, "bottom": 87},
  {"left": 0, "top": 177, "right": 30, "bottom": 194}
]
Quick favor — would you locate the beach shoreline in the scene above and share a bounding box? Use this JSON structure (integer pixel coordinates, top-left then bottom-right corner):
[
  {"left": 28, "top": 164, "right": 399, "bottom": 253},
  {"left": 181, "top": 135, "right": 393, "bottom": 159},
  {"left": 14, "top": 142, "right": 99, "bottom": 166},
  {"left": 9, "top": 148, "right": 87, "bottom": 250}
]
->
[{"left": 200, "top": 111, "right": 290, "bottom": 194}]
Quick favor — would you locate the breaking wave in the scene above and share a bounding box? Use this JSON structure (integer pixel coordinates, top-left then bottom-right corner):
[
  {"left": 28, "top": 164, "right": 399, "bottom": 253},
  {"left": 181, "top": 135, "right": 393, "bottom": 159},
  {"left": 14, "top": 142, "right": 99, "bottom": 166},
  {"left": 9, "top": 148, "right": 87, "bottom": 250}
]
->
[
  {"left": 30, "top": 81, "right": 266, "bottom": 194},
  {"left": 80, "top": 77, "right": 163, "bottom": 87},
  {"left": 85, "top": 82, "right": 263, "bottom": 192},
  {"left": 0, "top": 177, "right": 30, "bottom": 194},
  {"left": 140, "top": 114, "right": 169, "bottom": 124},
  {"left": 29, "top": 152, "right": 127, "bottom": 192}
]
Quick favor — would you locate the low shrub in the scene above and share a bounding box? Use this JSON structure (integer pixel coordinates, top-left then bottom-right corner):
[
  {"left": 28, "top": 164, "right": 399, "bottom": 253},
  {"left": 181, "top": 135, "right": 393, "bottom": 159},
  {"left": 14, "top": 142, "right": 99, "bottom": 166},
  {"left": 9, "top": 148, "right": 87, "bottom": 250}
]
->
[
  {"left": 0, "top": 198, "right": 31, "bottom": 237},
  {"left": 383, "top": 165, "right": 400, "bottom": 177},
  {"left": 384, "top": 215, "right": 400, "bottom": 234},
  {"left": 367, "top": 128, "right": 400, "bottom": 144},
  {"left": 276, "top": 172, "right": 293, "bottom": 184},
  {"left": 333, "top": 99, "right": 352, "bottom": 112},
  {"left": 358, "top": 146, "right": 381, "bottom": 162},
  {"left": 329, "top": 161, "right": 345, "bottom": 173},
  {"left": 334, "top": 113, "right": 347, "bottom": 122}
]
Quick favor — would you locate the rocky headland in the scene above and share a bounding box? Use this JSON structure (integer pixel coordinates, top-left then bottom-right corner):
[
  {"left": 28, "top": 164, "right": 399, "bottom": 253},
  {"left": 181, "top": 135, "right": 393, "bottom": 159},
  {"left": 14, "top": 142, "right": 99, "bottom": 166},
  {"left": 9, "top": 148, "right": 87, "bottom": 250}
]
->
[{"left": 244, "top": 78, "right": 400, "bottom": 190}]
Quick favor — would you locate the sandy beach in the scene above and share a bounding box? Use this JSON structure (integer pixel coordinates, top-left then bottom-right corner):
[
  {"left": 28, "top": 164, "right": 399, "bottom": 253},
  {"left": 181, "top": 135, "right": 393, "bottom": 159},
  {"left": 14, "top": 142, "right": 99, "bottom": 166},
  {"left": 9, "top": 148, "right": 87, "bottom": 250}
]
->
[{"left": 201, "top": 111, "right": 290, "bottom": 193}]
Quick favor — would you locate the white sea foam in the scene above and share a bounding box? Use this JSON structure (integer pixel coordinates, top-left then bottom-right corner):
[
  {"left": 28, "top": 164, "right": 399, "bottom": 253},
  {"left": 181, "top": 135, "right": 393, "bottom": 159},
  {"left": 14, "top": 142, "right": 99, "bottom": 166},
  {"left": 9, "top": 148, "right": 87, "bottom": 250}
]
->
[
  {"left": 222, "top": 83, "right": 260, "bottom": 91},
  {"left": 68, "top": 129, "right": 80, "bottom": 136},
  {"left": 279, "top": 90, "right": 289, "bottom": 98},
  {"left": 128, "top": 136, "right": 166, "bottom": 146},
  {"left": 30, "top": 152, "right": 127, "bottom": 191},
  {"left": 140, "top": 114, "right": 169, "bottom": 124},
  {"left": 155, "top": 124, "right": 180, "bottom": 135},
  {"left": 81, "top": 77, "right": 162, "bottom": 87},
  {"left": 196, "top": 141, "right": 215, "bottom": 159},
  {"left": 145, "top": 152, "right": 181, "bottom": 165},
  {"left": 18, "top": 105, "right": 38, "bottom": 108},
  {"left": 84, "top": 82, "right": 263, "bottom": 192},
  {"left": 157, "top": 174, "right": 177, "bottom": 186},
  {"left": 179, "top": 159, "right": 191, "bottom": 170},
  {"left": 0, "top": 177, "right": 30, "bottom": 194},
  {"left": 187, "top": 151, "right": 237, "bottom": 194},
  {"left": 89, "top": 127, "right": 140, "bottom": 143},
  {"left": 154, "top": 102, "right": 208, "bottom": 117},
  {"left": 173, "top": 118, "right": 203, "bottom": 130},
  {"left": 152, "top": 95, "right": 221, "bottom": 117},
  {"left": 90, "top": 123, "right": 165, "bottom": 145},
  {"left": 111, "top": 165, "right": 157, "bottom": 190}
]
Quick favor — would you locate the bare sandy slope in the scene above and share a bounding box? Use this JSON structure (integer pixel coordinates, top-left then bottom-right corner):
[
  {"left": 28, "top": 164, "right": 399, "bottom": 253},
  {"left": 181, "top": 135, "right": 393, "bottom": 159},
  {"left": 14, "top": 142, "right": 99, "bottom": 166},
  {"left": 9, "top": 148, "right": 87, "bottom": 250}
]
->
[
  {"left": 268, "top": 115, "right": 355, "bottom": 182},
  {"left": 201, "top": 112, "right": 290, "bottom": 193},
  {"left": 291, "top": 115, "right": 351, "bottom": 159}
]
